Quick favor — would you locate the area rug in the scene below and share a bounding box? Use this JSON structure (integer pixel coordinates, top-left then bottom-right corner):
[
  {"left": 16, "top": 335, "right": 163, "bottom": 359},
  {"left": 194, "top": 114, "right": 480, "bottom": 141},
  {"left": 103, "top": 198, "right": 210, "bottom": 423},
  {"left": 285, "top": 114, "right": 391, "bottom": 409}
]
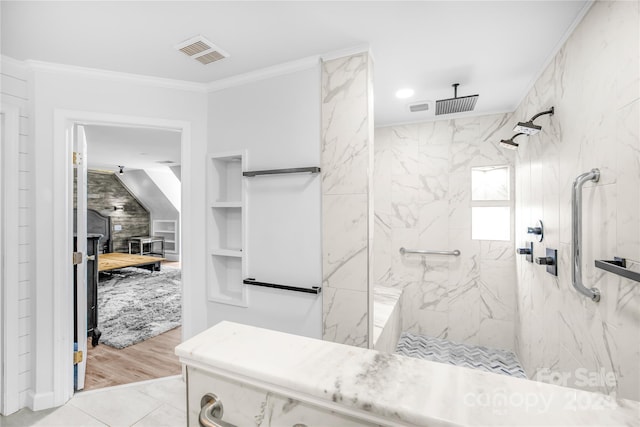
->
[{"left": 97, "top": 266, "right": 181, "bottom": 349}]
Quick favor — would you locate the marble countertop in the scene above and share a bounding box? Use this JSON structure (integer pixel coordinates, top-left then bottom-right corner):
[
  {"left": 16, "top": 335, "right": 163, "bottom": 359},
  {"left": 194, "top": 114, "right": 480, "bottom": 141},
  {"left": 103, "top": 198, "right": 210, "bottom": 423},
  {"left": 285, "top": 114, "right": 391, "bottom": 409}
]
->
[{"left": 176, "top": 321, "right": 639, "bottom": 426}]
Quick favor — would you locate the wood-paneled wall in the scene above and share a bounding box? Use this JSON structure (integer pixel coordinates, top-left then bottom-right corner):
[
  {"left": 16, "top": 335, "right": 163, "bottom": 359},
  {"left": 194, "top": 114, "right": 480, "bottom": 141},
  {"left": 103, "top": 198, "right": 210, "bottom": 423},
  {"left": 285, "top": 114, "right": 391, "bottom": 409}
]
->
[{"left": 77, "top": 171, "right": 150, "bottom": 253}]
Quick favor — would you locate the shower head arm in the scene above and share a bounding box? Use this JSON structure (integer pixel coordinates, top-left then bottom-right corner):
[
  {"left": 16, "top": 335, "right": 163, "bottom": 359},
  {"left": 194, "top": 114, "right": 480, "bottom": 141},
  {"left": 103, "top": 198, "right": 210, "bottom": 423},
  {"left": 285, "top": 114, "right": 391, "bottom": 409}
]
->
[
  {"left": 501, "top": 132, "right": 525, "bottom": 143},
  {"left": 529, "top": 107, "right": 555, "bottom": 123}
]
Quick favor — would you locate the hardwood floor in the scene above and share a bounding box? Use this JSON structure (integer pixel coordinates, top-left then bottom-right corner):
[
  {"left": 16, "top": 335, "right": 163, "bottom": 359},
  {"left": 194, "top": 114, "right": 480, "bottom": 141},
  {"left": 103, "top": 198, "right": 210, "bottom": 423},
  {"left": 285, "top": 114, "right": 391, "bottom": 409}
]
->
[{"left": 83, "top": 326, "right": 182, "bottom": 391}]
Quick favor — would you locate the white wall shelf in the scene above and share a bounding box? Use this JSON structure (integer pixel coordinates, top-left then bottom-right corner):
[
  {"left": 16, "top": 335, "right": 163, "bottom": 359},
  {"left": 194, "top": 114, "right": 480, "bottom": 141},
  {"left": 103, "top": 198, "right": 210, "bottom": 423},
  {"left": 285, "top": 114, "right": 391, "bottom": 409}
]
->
[
  {"left": 207, "top": 151, "right": 248, "bottom": 307},
  {"left": 211, "top": 201, "right": 242, "bottom": 208},
  {"left": 152, "top": 219, "right": 178, "bottom": 254},
  {"left": 211, "top": 248, "right": 243, "bottom": 258}
]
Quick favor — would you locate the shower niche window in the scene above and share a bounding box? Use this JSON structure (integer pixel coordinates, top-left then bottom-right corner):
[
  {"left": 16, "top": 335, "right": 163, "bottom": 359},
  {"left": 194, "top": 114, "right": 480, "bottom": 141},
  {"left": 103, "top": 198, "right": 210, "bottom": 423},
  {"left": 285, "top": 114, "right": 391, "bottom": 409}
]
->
[
  {"left": 471, "top": 165, "right": 510, "bottom": 200},
  {"left": 471, "top": 165, "right": 511, "bottom": 241}
]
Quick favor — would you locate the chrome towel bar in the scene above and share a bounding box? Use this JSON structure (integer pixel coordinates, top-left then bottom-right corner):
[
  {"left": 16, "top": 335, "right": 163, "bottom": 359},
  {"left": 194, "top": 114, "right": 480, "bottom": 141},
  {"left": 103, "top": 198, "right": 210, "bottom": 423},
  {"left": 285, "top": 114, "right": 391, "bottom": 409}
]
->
[
  {"left": 400, "top": 247, "right": 461, "bottom": 256},
  {"left": 572, "top": 168, "right": 601, "bottom": 302}
]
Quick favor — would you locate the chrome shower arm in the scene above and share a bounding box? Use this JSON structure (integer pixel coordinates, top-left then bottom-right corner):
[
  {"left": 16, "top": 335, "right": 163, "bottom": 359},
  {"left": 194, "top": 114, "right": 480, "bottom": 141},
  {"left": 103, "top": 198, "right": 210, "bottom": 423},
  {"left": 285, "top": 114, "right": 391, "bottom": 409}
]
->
[{"left": 571, "top": 168, "right": 601, "bottom": 302}]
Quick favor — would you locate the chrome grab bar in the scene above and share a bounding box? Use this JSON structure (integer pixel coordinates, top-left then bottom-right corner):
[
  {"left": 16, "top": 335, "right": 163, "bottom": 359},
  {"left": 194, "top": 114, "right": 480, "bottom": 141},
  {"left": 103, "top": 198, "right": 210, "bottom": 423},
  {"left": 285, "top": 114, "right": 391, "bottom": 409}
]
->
[
  {"left": 399, "top": 247, "right": 461, "bottom": 256},
  {"left": 571, "top": 168, "right": 601, "bottom": 302},
  {"left": 199, "top": 393, "right": 237, "bottom": 427}
]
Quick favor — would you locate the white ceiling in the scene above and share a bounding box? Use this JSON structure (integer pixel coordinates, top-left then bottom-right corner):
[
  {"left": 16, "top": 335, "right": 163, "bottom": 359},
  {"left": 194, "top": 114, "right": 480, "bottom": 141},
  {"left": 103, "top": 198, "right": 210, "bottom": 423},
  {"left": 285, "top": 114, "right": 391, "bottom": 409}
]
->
[
  {"left": 1, "top": 1, "right": 589, "bottom": 126},
  {"left": 84, "top": 125, "right": 181, "bottom": 172}
]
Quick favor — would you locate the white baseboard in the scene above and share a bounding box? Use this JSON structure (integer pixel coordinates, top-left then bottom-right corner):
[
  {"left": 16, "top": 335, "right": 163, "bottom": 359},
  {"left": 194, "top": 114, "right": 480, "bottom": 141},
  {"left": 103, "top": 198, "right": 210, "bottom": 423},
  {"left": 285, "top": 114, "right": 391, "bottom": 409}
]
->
[{"left": 27, "top": 390, "right": 55, "bottom": 411}]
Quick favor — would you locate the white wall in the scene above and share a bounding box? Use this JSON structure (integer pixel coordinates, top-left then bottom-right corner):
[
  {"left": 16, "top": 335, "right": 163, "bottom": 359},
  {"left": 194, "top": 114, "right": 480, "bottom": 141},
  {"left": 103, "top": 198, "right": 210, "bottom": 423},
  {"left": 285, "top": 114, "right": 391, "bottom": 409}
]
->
[
  {"left": 1, "top": 57, "right": 33, "bottom": 410},
  {"left": 207, "top": 66, "right": 323, "bottom": 338},
  {"left": 30, "top": 68, "right": 208, "bottom": 407},
  {"left": 512, "top": 0, "right": 640, "bottom": 400}
]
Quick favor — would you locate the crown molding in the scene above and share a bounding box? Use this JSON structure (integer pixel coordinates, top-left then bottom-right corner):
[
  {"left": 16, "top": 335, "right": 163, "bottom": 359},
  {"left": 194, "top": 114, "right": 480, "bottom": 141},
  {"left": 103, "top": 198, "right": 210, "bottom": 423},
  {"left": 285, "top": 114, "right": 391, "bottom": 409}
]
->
[
  {"left": 319, "top": 44, "right": 372, "bottom": 62},
  {"left": 205, "top": 55, "right": 320, "bottom": 92},
  {"left": 205, "top": 44, "right": 372, "bottom": 92},
  {"left": 0, "top": 55, "right": 29, "bottom": 74},
  {"left": 24, "top": 59, "right": 208, "bottom": 93},
  {"left": 4, "top": 43, "right": 372, "bottom": 96}
]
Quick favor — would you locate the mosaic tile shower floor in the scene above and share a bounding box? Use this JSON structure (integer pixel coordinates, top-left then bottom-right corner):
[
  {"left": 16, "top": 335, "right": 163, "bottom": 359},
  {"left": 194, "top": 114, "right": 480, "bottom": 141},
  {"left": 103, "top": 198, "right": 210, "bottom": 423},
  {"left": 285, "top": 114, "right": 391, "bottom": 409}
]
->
[{"left": 395, "top": 332, "right": 527, "bottom": 379}]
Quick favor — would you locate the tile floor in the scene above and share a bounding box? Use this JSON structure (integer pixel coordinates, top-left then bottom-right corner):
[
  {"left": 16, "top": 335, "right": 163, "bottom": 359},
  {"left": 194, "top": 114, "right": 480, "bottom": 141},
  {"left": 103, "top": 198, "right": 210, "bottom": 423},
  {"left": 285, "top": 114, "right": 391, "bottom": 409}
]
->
[{"left": 0, "top": 375, "right": 186, "bottom": 427}]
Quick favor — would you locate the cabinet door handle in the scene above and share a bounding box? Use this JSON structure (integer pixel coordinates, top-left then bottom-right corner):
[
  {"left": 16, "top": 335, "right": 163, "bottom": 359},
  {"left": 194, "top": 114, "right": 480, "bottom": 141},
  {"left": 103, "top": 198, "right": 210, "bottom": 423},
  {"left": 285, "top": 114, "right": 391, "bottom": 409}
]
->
[{"left": 199, "top": 393, "right": 237, "bottom": 427}]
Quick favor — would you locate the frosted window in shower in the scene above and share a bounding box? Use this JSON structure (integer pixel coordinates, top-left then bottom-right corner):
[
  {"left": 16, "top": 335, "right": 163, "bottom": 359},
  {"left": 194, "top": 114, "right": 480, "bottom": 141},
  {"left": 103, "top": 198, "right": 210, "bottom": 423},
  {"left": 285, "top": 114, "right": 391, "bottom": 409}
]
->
[
  {"left": 471, "top": 165, "right": 510, "bottom": 201},
  {"left": 472, "top": 207, "right": 510, "bottom": 241}
]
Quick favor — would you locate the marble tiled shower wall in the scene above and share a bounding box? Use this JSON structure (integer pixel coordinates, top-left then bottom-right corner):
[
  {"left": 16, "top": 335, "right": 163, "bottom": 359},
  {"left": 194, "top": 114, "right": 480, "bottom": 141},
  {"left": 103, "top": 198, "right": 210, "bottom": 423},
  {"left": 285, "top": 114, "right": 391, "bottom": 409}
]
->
[
  {"left": 374, "top": 114, "right": 518, "bottom": 351},
  {"left": 511, "top": 0, "right": 640, "bottom": 400},
  {"left": 321, "top": 52, "right": 374, "bottom": 348}
]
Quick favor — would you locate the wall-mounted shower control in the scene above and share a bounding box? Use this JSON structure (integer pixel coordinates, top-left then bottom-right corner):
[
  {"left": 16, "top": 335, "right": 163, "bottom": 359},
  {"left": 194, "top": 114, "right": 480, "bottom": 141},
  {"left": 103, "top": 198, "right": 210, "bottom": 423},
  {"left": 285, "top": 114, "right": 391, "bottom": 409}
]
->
[
  {"left": 516, "top": 242, "right": 534, "bottom": 263},
  {"left": 527, "top": 220, "right": 544, "bottom": 242},
  {"left": 535, "top": 248, "right": 558, "bottom": 276},
  {"left": 535, "top": 257, "right": 554, "bottom": 265}
]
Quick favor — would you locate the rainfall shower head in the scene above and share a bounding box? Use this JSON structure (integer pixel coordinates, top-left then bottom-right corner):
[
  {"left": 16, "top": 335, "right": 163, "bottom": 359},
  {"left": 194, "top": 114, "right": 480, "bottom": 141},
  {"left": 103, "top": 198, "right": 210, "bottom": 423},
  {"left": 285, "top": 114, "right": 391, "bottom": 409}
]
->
[
  {"left": 435, "top": 83, "right": 479, "bottom": 116},
  {"left": 513, "top": 107, "right": 555, "bottom": 135},
  {"left": 499, "top": 133, "right": 525, "bottom": 150},
  {"left": 513, "top": 121, "right": 541, "bottom": 135}
]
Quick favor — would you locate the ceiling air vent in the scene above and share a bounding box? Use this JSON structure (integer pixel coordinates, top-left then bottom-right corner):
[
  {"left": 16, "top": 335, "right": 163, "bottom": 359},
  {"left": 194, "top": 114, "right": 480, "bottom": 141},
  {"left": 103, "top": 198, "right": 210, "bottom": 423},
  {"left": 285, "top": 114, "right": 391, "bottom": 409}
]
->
[
  {"left": 195, "top": 51, "right": 226, "bottom": 65},
  {"left": 408, "top": 101, "right": 431, "bottom": 113},
  {"left": 175, "top": 35, "right": 229, "bottom": 65}
]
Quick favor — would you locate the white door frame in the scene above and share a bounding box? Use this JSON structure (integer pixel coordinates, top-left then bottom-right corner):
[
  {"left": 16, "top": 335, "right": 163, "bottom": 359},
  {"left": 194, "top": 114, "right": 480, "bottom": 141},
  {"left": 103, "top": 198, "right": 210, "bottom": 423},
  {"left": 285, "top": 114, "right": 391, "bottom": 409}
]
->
[
  {"left": 73, "top": 124, "right": 89, "bottom": 391},
  {"left": 52, "top": 110, "right": 191, "bottom": 405},
  {"left": 1, "top": 103, "right": 21, "bottom": 415}
]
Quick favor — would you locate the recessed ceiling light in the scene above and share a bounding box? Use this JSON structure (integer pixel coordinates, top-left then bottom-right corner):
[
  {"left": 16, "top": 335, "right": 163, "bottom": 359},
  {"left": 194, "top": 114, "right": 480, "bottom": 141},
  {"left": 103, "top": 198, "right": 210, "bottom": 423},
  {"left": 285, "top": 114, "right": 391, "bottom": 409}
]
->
[{"left": 395, "top": 88, "right": 415, "bottom": 99}]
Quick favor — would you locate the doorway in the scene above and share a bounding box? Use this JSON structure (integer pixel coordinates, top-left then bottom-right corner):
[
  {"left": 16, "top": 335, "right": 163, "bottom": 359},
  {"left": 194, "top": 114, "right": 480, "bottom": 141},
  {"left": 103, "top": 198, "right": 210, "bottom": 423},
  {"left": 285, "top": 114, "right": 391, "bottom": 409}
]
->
[
  {"left": 51, "top": 110, "right": 192, "bottom": 404},
  {"left": 78, "top": 124, "right": 183, "bottom": 391}
]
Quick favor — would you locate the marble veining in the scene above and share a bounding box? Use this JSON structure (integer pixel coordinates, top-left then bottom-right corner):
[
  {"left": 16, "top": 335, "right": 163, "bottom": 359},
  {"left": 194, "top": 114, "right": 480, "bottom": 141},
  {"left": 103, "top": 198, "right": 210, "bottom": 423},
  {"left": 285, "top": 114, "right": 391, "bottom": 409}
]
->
[
  {"left": 321, "top": 52, "right": 374, "bottom": 347},
  {"left": 177, "top": 322, "right": 640, "bottom": 426},
  {"left": 322, "top": 287, "right": 368, "bottom": 347},
  {"left": 321, "top": 53, "right": 370, "bottom": 196}
]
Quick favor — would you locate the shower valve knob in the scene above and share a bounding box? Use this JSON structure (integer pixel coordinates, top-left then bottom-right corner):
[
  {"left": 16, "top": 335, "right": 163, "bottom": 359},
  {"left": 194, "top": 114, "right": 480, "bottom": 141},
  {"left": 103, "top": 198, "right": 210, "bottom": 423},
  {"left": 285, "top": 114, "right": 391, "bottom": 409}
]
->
[
  {"left": 517, "top": 242, "right": 534, "bottom": 263},
  {"left": 535, "top": 256, "right": 555, "bottom": 266},
  {"left": 527, "top": 220, "right": 544, "bottom": 242}
]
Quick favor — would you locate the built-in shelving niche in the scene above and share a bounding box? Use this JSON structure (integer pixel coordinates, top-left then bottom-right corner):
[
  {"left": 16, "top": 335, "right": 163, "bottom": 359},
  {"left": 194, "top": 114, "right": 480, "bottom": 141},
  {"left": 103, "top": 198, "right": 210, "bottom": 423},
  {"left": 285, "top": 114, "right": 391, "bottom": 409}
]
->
[
  {"left": 207, "top": 151, "right": 248, "bottom": 307},
  {"left": 152, "top": 219, "right": 178, "bottom": 253}
]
